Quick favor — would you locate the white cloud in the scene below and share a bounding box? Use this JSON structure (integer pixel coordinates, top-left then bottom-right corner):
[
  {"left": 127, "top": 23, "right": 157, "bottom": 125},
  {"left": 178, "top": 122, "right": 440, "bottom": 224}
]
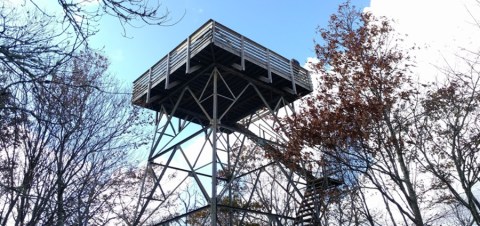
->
[{"left": 368, "top": 0, "right": 480, "bottom": 82}]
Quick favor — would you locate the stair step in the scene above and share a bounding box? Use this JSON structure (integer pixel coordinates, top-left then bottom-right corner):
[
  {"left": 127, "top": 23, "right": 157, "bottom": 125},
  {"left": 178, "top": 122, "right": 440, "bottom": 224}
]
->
[{"left": 294, "top": 176, "right": 342, "bottom": 225}]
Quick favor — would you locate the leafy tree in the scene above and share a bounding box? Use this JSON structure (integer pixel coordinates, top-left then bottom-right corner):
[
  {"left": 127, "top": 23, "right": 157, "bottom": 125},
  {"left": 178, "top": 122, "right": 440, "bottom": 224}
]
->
[
  {"left": 280, "top": 2, "right": 426, "bottom": 225},
  {"left": 279, "top": 1, "right": 480, "bottom": 225}
]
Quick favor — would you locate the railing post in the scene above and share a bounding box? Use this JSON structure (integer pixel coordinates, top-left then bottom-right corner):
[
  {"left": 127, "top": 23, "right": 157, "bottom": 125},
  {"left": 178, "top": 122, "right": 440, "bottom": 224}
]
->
[
  {"left": 212, "top": 21, "right": 216, "bottom": 43},
  {"left": 266, "top": 49, "right": 272, "bottom": 83},
  {"left": 241, "top": 36, "right": 245, "bottom": 71},
  {"left": 186, "top": 37, "right": 191, "bottom": 74},
  {"left": 289, "top": 60, "right": 297, "bottom": 94},
  {"left": 165, "top": 53, "right": 171, "bottom": 89},
  {"left": 146, "top": 68, "right": 152, "bottom": 103},
  {"left": 307, "top": 70, "right": 313, "bottom": 90}
]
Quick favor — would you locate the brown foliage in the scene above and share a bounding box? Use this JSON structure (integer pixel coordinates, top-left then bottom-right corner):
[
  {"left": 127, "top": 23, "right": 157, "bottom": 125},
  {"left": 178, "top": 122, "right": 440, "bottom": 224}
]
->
[
  {"left": 283, "top": 2, "right": 414, "bottom": 164},
  {"left": 279, "top": 2, "right": 425, "bottom": 225}
]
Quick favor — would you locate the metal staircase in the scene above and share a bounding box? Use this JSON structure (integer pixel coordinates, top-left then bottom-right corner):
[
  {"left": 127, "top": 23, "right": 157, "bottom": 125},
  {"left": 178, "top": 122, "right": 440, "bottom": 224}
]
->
[
  {"left": 294, "top": 176, "right": 342, "bottom": 226},
  {"left": 234, "top": 122, "right": 344, "bottom": 226}
]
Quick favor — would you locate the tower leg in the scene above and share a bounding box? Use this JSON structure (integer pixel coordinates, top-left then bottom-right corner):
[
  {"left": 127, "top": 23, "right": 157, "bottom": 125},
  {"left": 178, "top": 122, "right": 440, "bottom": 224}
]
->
[
  {"left": 211, "top": 68, "right": 219, "bottom": 224},
  {"left": 133, "top": 67, "right": 307, "bottom": 225}
]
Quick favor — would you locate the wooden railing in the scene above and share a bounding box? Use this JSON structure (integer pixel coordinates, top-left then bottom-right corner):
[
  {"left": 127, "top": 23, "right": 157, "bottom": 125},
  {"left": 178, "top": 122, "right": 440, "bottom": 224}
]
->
[{"left": 132, "top": 20, "right": 313, "bottom": 102}]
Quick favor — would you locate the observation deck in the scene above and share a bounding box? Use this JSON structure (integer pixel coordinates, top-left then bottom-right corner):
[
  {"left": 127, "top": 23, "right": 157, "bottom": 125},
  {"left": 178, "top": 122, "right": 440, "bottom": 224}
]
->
[{"left": 132, "top": 19, "right": 313, "bottom": 126}]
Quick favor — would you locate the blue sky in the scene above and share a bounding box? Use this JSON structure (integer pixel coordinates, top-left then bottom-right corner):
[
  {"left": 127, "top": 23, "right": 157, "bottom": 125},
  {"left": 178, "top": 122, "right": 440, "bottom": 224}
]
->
[{"left": 91, "top": 0, "right": 369, "bottom": 85}]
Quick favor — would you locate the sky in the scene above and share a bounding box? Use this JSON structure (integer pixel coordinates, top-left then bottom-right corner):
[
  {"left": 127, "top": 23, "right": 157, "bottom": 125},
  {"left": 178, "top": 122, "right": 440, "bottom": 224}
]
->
[
  {"left": 5, "top": 0, "right": 478, "bottom": 91},
  {"left": 87, "top": 0, "right": 480, "bottom": 86},
  {"left": 91, "top": 0, "right": 369, "bottom": 84}
]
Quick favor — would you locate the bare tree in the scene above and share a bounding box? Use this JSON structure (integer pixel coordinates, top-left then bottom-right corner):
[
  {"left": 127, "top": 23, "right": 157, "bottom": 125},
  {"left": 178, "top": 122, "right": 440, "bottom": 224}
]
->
[
  {"left": 0, "top": 0, "right": 175, "bottom": 224},
  {"left": 0, "top": 0, "right": 168, "bottom": 93},
  {"left": 0, "top": 0, "right": 170, "bottom": 147},
  {"left": 102, "top": 165, "right": 174, "bottom": 226},
  {"left": 0, "top": 51, "right": 147, "bottom": 225},
  {"left": 1, "top": 0, "right": 170, "bottom": 79},
  {"left": 410, "top": 3, "right": 480, "bottom": 223},
  {"left": 415, "top": 51, "right": 480, "bottom": 225}
]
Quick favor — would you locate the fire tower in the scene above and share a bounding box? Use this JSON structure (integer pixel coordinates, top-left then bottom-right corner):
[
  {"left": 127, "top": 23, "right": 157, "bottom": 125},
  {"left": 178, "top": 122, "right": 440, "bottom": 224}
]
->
[{"left": 131, "top": 20, "right": 340, "bottom": 225}]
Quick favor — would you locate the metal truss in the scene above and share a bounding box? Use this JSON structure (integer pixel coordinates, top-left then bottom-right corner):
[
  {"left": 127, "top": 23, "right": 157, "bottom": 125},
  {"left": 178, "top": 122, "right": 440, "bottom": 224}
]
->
[{"left": 133, "top": 67, "right": 309, "bottom": 226}]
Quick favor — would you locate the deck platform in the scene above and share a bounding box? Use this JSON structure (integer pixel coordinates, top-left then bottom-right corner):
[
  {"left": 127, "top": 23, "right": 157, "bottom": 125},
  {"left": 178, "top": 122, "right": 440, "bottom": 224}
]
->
[{"left": 132, "top": 19, "right": 313, "bottom": 126}]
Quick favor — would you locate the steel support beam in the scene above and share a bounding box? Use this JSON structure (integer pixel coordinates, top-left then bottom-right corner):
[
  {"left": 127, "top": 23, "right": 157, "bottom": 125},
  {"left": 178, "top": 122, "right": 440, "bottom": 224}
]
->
[
  {"left": 211, "top": 68, "right": 219, "bottom": 224},
  {"left": 133, "top": 66, "right": 308, "bottom": 226}
]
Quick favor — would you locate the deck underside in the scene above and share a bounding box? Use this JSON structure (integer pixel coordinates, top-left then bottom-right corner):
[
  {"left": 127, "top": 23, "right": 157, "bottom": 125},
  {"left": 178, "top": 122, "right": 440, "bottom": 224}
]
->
[{"left": 133, "top": 42, "right": 311, "bottom": 126}]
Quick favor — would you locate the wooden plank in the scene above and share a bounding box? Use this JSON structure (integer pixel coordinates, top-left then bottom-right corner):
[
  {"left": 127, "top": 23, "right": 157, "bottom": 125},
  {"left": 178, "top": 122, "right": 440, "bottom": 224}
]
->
[{"left": 151, "top": 58, "right": 167, "bottom": 87}]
